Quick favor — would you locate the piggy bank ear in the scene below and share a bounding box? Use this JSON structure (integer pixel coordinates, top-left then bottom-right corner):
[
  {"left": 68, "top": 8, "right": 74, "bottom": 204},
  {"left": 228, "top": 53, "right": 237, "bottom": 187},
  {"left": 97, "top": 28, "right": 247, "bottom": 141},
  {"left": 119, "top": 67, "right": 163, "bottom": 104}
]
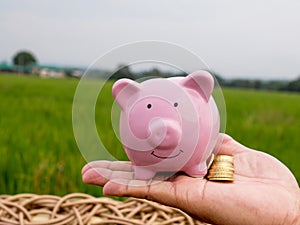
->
[
  {"left": 112, "top": 79, "right": 140, "bottom": 110},
  {"left": 182, "top": 71, "right": 214, "bottom": 102}
]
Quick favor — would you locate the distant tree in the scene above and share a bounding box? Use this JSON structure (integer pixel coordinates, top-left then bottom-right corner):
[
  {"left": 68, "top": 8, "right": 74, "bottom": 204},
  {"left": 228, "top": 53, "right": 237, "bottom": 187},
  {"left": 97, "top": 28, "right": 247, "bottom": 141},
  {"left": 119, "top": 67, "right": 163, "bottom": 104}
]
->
[
  {"left": 13, "top": 51, "right": 37, "bottom": 66},
  {"left": 110, "top": 64, "right": 135, "bottom": 80},
  {"left": 264, "top": 80, "right": 287, "bottom": 91},
  {"left": 12, "top": 51, "right": 37, "bottom": 73},
  {"left": 139, "top": 68, "right": 169, "bottom": 78},
  {"left": 253, "top": 80, "right": 262, "bottom": 89},
  {"left": 284, "top": 76, "right": 300, "bottom": 92},
  {"left": 145, "top": 68, "right": 161, "bottom": 77}
]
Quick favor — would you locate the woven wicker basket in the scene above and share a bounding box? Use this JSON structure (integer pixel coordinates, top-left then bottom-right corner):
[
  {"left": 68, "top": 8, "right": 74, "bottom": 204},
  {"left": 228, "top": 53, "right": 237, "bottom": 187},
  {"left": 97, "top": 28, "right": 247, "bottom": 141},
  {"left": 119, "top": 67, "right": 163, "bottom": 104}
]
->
[{"left": 0, "top": 193, "right": 210, "bottom": 225}]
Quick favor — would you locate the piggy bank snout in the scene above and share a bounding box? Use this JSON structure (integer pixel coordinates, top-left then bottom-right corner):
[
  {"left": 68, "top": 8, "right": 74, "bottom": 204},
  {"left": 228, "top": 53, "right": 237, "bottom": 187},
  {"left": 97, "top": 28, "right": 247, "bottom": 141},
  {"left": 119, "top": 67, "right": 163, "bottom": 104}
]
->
[{"left": 148, "top": 119, "right": 181, "bottom": 150}]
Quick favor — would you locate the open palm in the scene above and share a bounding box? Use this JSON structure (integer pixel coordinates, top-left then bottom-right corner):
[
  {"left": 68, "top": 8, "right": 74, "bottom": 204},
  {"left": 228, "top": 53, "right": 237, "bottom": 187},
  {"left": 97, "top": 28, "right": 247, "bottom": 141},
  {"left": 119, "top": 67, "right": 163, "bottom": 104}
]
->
[{"left": 82, "top": 134, "right": 300, "bottom": 225}]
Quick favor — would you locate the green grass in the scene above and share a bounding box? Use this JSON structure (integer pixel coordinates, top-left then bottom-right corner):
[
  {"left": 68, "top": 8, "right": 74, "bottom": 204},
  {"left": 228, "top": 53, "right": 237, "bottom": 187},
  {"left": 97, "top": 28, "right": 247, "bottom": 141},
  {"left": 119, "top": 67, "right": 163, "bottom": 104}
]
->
[
  {"left": 224, "top": 88, "right": 300, "bottom": 178},
  {"left": 0, "top": 73, "right": 299, "bottom": 196},
  {"left": 0, "top": 74, "right": 100, "bottom": 195}
]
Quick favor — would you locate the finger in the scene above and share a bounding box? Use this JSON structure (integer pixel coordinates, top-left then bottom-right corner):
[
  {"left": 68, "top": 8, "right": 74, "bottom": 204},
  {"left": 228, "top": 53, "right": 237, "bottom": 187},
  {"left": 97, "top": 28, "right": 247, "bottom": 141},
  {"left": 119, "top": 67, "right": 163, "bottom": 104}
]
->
[
  {"left": 103, "top": 179, "right": 148, "bottom": 197},
  {"left": 82, "top": 167, "right": 134, "bottom": 186},
  {"left": 103, "top": 178, "right": 174, "bottom": 203},
  {"left": 103, "top": 175, "right": 186, "bottom": 201},
  {"left": 103, "top": 174, "right": 210, "bottom": 219},
  {"left": 82, "top": 160, "right": 133, "bottom": 175}
]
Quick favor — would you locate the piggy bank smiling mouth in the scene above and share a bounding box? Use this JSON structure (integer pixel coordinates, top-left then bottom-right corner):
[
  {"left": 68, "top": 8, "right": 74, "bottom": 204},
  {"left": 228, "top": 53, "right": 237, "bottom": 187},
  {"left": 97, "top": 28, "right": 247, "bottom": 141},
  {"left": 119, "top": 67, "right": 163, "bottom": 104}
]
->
[{"left": 151, "top": 149, "right": 184, "bottom": 159}]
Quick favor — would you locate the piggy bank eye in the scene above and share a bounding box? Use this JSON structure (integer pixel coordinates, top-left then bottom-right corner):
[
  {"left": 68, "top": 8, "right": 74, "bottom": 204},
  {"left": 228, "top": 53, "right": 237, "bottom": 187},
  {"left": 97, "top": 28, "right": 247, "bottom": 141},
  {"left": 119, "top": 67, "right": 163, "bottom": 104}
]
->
[
  {"left": 174, "top": 102, "right": 178, "bottom": 107},
  {"left": 147, "top": 104, "right": 152, "bottom": 109}
]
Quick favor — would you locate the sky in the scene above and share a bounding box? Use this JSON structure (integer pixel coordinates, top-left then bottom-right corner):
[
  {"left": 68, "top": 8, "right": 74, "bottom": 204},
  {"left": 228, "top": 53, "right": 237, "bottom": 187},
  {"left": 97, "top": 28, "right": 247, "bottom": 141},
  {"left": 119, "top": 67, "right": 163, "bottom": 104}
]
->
[{"left": 1, "top": 0, "right": 300, "bottom": 80}]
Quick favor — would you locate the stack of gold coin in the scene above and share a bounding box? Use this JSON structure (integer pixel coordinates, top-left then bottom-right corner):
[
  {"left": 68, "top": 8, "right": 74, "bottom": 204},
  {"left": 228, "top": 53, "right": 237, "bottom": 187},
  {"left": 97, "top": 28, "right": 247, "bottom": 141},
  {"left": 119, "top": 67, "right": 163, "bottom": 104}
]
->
[{"left": 207, "top": 155, "right": 234, "bottom": 182}]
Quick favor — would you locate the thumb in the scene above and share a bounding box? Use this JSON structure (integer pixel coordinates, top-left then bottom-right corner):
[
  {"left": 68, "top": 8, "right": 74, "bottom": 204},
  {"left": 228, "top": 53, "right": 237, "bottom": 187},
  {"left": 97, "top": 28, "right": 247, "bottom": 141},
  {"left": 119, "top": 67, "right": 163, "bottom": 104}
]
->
[{"left": 217, "top": 133, "right": 248, "bottom": 155}]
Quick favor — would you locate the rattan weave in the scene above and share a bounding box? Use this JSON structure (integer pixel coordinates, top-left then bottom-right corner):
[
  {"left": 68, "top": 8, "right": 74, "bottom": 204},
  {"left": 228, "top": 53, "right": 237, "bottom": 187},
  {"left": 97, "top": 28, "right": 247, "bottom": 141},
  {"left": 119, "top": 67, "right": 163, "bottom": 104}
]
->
[{"left": 0, "top": 193, "right": 209, "bottom": 225}]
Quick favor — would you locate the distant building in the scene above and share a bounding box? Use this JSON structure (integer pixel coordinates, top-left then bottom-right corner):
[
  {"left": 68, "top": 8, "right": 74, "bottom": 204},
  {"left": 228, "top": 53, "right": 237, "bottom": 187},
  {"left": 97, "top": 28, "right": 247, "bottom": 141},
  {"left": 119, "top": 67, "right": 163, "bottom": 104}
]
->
[
  {"left": 39, "top": 68, "right": 66, "bottom": 78},
  {"left": 0, "top": 62, "right": 13, "bottom": 72},
  {"left": 37, "top": 65, "right": 85, "bottom": 78},
  {"left": 0, "top": 62, "right": 85, "bottom": 78},
  {"left": 70, "top": 69, "right": 84, "bottom": 78}
]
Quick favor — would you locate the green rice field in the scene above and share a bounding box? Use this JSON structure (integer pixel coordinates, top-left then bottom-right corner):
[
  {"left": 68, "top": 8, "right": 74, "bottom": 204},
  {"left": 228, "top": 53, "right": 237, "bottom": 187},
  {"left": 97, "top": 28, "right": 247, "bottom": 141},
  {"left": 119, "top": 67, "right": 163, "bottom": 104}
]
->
[{"left": 0, "top": 73, "right": 299, "bottom": 196}]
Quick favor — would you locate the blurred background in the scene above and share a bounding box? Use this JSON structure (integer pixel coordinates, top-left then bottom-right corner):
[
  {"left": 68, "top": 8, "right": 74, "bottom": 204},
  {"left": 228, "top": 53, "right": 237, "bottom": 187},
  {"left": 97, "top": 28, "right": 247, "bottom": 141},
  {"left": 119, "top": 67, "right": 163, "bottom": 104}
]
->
[{"left": 0, "top": 0, "right": 299, "bottom": 196}]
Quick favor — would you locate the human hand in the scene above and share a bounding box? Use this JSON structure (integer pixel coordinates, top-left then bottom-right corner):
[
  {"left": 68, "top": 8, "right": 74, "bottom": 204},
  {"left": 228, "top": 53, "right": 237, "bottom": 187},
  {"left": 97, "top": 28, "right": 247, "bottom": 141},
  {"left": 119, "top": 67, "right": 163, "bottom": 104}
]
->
[{"left": 82, "top": 134, "right": 300, "bottom": 225}]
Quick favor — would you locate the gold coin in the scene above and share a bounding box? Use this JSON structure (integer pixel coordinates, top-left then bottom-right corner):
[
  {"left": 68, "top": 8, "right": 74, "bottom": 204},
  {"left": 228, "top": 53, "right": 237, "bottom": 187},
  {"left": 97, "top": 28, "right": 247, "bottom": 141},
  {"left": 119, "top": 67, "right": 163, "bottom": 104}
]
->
[
  {"left": 209, "top": 170, "right": 233, "bottom": 175},
  {"left": 208, "top": 175, "right": 234, "bottom": 179},
  {"left": 212, "top": 159, "right": 234, "bottom": 164},
  {"left": 208, "top": 177, "right": 234, "bottom": 181},
  {"left": 210, "top": 169, "right": 233, "bottom": 173},
  {"left": 212, "top": 162, "right": 234, "bottom": 169},
  {"left": 209, "top": 166, "right": 234, "bottom": 171},
  {"left": 207, "top": 173, "right": 234, "bottom": 178},
  {"left": 211, "top": 162, "right": 233, "bottom": 166},
  {"left": 207, "top": 176, "right": 233, "bottom": 180},
  {"left": 214, "top": 155, "right": 234, "bottom": 163},
  {"left": 207, "top": 174, "right": 234, "bottom": 181},
  {"left": 210, "top": 161, "right": 234, "bottom": 167},
  {"left": 206, "top": 154, "right": 235, "bottom": 182},
  {"left": 210, "top": 164, "right": 234, "bottom": 170},
  {"left": 208, "top": 171, "right": 234, "bottom": 176},
  {"left": 214, "top": 154, "right": 234, "bottom": 160},
  {"left": 209, "top": 171, "right": 234, "bottom": 176}
]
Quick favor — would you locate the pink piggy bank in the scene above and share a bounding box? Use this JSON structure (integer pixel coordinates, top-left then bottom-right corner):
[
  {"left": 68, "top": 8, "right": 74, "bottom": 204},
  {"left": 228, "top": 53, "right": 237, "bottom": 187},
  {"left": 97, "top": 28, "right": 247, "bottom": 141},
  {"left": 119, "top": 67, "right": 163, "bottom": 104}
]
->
[{"left": 112, "top": 70, "right": 220, "bottom": 180}]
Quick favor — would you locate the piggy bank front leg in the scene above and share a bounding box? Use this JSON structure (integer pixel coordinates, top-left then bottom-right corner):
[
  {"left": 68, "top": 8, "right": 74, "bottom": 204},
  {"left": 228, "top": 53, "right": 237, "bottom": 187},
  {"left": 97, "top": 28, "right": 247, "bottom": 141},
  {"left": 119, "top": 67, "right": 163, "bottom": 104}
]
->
[
  {"left": 184, "top": 162, "right": 207, "bottom": 178},
  {"left": 133, "top": 166, "right": 156, "bottom": 180}
]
